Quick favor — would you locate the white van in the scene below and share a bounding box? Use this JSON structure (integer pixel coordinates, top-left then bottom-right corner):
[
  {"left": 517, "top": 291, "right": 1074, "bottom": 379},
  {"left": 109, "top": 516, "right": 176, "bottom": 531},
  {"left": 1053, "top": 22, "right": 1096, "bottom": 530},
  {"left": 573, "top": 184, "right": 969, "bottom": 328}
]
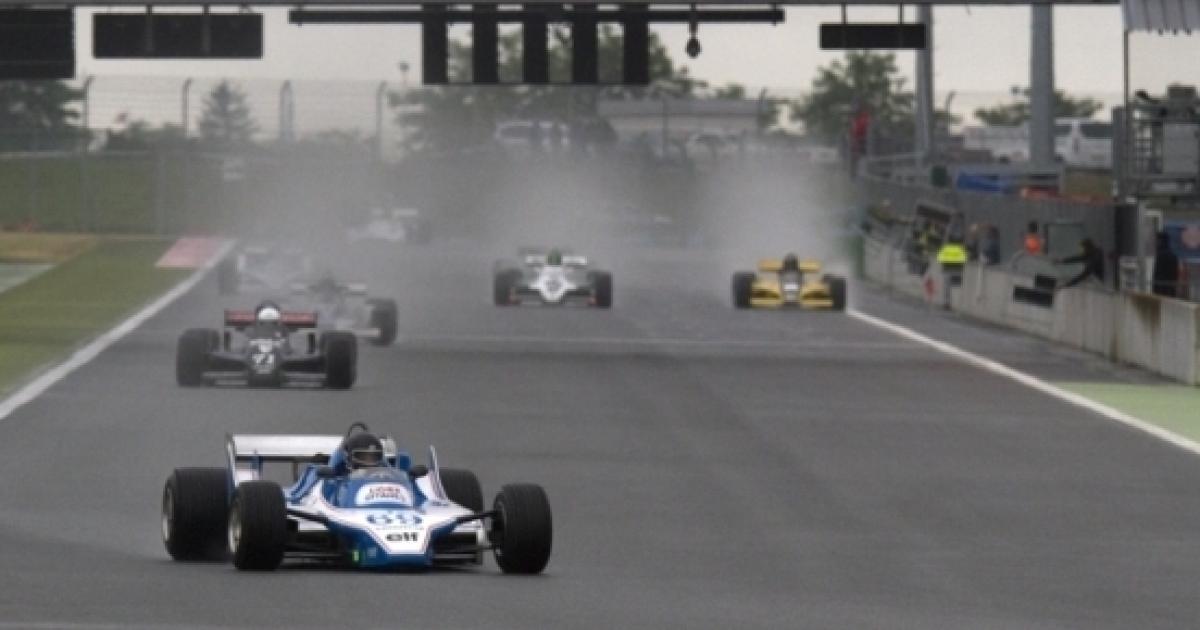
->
[
  {"left": 493, "top": 120, "right": 571, "bottom": 155},
  {"left": 1055, "top": 118, "right": 1112, "bottom": 169},
  {"left": 963, "top": 117, "right": 1112, "bottom": 170}
]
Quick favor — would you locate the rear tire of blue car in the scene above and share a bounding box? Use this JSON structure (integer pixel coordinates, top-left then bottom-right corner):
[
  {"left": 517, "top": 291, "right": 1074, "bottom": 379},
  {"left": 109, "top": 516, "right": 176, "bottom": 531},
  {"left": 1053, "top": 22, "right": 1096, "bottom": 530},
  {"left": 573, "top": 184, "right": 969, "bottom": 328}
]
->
[
  {"left": 367, "top": 298, "right": 398, "bottom": 346},
  {"left": 440, "top": 468, "right": 484, "bottom": 512},
  {"left": 492, "top": 483, "right": 553, "bottom": 575},
  {"left": 229, "top": 481, "right": 287, "bottom": 571},
  {"left": 162, "top": 467, "right": 228, "bottom": 562},
  {"left": 323, "top": 332, "right": 357, "bottom": 390},
  {"left": 176, "top": 328, "right": 216, "bottom": 386}
]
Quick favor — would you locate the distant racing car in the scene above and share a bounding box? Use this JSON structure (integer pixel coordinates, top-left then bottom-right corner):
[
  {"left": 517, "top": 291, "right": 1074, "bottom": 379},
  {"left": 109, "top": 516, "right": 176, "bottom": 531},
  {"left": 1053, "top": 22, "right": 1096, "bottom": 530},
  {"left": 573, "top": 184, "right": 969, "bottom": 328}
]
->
[
  {"left": 175, "top": 301, "right": 357, "bottom": 389},
  {"left": 217, "top": 245, "right": 315, "bottom": 296},
  {"left": 160, "top": 422, "right": 553, "bottom": 573},
  {"left": 732, "top": 254, "right": 846, "bottom": 310},
  {"left": 291, "top": 276, "right": 398, "bottom": 346},
  {"left": 493, "top": 248, "right": 612, "bottom": 308},
  {"left": 346, "top": 207, "right": 431, "bottom": 244}
]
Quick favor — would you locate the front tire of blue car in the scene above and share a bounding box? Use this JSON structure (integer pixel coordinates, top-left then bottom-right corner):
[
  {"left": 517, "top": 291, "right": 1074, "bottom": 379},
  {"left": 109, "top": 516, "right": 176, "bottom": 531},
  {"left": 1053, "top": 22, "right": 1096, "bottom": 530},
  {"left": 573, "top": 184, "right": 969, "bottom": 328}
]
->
[
  {"left": 492, "top": 483, "right": 552, "bottom": 575},
  {"left": 229, "top": 481, "right": 287, "bottom": 571},
  {"left": 162, "top": 467, "right": 228, "bottom": 562}
]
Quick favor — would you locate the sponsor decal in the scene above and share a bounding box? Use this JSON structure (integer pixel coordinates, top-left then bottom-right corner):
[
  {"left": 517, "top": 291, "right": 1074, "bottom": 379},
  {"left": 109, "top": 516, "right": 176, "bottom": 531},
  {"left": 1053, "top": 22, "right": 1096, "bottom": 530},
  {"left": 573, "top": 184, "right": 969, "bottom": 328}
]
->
[
  {"left": 356, "top": 483, "right": 412, "bottom": 505},
  {"left": 365, "top": 511, "right": 422, "bottom": 527}
]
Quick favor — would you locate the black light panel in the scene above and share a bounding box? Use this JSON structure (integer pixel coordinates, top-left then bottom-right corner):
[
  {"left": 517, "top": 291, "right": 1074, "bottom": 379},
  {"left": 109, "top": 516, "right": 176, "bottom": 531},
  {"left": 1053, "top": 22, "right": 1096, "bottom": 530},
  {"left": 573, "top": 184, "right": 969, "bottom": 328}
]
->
[
  {"left": 0, "top": 9, "right": 75, "bottom": 79},
  {"left": 421, "top": 12, "right": 449, "bottom": 84},
  {"left": 819, "top": 23, "right": 926, "bottom": 50},
  {"left": 94, "top": 13, "right": 263, "bottom": 58}
]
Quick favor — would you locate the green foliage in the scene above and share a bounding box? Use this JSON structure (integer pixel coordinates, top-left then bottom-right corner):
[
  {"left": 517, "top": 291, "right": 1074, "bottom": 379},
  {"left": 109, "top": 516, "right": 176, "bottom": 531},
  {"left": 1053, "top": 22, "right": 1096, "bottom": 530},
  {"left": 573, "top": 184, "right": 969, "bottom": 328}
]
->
[
  {"left": 0, "top": 239, "right": 187, "bottom": 397},
  {"left": 197, "top": 81, "right": 259, "bottom": 150},
  {"left": 791, "top": 52, "right": 914, "bottom": 144},
  {"left": 289, "top": 129, "right": 372, "bottom": 158},
  {"left": 0, "top": 81, "right": 83, "bottom": 151},
  {"left": 973, "top": 89, "right": 1103, "bottom": 125},
  {"left": 104, "top": 121, "right": 187, "bottom": 152}
]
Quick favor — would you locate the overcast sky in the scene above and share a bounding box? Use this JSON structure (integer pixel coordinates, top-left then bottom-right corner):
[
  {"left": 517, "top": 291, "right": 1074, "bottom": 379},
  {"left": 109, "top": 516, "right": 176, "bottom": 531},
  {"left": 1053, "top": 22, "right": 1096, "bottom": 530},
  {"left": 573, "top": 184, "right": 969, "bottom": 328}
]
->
[
  {"left": 75, "top": 6, "right": 1189, "bottom": 92},
  {"left": 73, "top": 5, "right": 1200, "bottom": 133}
]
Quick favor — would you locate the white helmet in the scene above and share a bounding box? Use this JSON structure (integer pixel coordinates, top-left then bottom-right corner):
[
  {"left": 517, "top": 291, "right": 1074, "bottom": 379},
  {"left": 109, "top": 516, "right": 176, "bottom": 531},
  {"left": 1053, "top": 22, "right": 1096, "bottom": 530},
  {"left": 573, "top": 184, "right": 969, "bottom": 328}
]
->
[{"left": 257, "top": 306, "right": 281, "bottom": 324}]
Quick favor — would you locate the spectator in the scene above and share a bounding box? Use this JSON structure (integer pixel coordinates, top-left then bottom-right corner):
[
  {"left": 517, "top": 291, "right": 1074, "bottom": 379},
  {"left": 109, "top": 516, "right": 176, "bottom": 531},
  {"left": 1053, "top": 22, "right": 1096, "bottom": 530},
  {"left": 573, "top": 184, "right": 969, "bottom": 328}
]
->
[
  {"left": 964, "top": 223, "right": 981, "bottom": 261},
  {"left": 1056, "top": 238, "right": 1105, "bottom": 288},
  {"left": 981, "top": 225, "right": 1001, "bottom": 265},
  {"left": 1152, "top": 231, "right": 1179, "bottom": 297},
  {"left": 1023, "top": 221, "right": 1044, "bottom": 255}
]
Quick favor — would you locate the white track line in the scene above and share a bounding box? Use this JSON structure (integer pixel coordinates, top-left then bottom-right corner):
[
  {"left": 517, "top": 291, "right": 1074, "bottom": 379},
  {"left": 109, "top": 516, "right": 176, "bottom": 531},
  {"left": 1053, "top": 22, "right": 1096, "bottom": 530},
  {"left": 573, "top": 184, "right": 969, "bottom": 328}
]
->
[
  {"left": 848, "top": 308, "right": 1200, "bottom": 457},
  {"left": 0, "top": 240, "right": 234, "bottom": 421}
]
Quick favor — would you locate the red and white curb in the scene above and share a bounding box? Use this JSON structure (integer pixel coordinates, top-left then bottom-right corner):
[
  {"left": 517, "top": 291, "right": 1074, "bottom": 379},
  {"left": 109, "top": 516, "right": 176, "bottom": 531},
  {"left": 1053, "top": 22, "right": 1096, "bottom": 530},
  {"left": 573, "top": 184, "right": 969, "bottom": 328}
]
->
[{"left": 0, "top": 239, "right": 235, "bottom": 421}]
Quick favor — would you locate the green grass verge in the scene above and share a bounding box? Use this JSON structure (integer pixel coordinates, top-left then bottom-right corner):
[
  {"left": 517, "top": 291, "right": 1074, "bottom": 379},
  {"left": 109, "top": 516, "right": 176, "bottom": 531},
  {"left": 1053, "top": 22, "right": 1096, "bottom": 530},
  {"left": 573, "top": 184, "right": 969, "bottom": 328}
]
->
[
  {"left": 1057, "top": 382, "right": 1200, "bottom": 443},
  {"left": 0, "top": 156, "right": 157, "bottom": 232},
  {"left": 0, "top": 238, "right": 189, "bottom": 396}
]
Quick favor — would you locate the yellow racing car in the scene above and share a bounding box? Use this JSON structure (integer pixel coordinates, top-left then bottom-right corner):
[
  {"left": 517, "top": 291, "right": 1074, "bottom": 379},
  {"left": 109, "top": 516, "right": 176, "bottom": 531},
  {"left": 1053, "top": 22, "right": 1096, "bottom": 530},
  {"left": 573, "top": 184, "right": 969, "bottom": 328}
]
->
[{"left": 731, "top": 254, "right": 846, "bottom": 311}]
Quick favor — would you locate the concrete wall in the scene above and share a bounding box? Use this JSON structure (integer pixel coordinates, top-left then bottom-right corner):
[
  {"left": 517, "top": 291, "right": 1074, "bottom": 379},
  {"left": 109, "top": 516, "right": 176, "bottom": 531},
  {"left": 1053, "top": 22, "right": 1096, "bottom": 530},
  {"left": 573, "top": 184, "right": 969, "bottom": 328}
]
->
[{"left": 864, "top": 236, "right": 1200, "bottom": 385}]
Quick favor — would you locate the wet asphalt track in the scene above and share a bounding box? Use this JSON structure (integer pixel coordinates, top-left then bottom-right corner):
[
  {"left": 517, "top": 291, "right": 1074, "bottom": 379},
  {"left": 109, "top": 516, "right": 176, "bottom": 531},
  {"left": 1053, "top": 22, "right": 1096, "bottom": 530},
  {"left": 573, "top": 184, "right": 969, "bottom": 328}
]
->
[{"left": 1, "top": 242, "right": 1199, "bottom": 629}]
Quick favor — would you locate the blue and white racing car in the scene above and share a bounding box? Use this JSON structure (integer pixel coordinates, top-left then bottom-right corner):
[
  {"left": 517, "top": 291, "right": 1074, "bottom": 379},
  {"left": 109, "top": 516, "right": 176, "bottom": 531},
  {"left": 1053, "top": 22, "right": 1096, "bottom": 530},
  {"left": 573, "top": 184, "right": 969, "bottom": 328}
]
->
[{"left": 161, "top": 423, "right": 553, "bottom": 573}]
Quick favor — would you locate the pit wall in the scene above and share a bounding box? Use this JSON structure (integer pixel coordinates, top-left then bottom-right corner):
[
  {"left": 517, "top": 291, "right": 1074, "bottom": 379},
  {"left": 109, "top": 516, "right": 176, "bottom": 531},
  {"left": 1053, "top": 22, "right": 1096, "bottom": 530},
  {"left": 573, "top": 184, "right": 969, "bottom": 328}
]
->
[
  {"left": 860, "top": 178, "right": 1117, "bottom": 261},
  {"left": 863, "top": 236, "right": 1200, "bottom": 385}
]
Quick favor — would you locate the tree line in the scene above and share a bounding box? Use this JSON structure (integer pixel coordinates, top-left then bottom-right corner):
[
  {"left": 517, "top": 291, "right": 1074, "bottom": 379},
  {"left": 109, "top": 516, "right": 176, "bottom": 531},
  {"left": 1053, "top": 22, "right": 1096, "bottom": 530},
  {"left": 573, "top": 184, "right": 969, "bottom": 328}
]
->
[{"left": 0, "top": 43, "right": 1104, "bottom": 155}]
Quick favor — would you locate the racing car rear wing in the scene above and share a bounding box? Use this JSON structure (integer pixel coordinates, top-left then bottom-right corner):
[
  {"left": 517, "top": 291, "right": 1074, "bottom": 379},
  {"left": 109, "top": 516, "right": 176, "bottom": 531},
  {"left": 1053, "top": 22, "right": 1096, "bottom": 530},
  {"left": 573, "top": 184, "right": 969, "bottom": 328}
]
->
[
  {"left": 522, "top": 254, "right": 588, "bottom": 267},
  {"left": 288, "top": 282, "right": 369, "bottom": 296},
  {"left": 224, "top": 310, "right": 319, "bottom": 329},
  {"left": 758, "top": 258, "right": 822, "bottom": 273},
  {"left": 226, "top": 434, "right": 452, "bottom": 497},
  {"left": 226, "top": 434, "right": 398, "bottom": 465}
]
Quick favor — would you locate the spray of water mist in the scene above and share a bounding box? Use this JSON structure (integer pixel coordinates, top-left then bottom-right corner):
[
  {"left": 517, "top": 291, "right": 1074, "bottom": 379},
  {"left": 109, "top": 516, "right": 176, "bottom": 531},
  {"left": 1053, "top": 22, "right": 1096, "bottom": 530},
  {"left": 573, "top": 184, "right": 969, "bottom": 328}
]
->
[{"left": 691, "top": 161, "right": 855, "bottom": 304}]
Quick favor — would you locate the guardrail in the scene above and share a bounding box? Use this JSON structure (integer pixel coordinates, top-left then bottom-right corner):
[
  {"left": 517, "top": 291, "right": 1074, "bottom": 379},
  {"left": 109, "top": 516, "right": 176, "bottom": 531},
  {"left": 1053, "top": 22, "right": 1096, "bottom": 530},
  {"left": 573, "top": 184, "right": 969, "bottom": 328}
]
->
[{"left": 864, "top": 236, "right": 1200, "bottom": 385}]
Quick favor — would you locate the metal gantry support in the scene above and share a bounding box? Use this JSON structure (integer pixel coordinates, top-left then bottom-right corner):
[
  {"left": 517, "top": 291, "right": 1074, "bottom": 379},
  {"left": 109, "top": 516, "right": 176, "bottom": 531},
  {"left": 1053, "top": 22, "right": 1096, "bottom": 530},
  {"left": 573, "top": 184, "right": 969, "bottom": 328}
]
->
[
  {"left": 914, "top": 5, "right": 934, "bottom": 165},
  {"left": 1029, "top": 3, "right": 1055, "bottom": 168}
]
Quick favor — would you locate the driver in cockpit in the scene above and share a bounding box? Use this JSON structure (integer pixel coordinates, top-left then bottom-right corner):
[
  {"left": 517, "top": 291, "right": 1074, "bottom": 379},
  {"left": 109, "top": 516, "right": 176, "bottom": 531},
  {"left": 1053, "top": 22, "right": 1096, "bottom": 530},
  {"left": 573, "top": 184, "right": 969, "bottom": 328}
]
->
[
  {"left": 248, "top": 303, "right": 289, "bottom": 340},
  {"left": 311, "top": 273, "right": 344, "bottom": 303},
  {"left": 341, "top": 431, "right": 392, "bottom": 479}
]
